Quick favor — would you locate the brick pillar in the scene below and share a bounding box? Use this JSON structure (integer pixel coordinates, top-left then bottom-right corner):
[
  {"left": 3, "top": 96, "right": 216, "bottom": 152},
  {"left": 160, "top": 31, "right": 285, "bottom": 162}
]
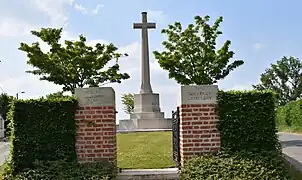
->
[
  {"left": 179, "top": 85, "right": 220, "bottom": 165},
  {"left": 74, "top": 87, "right": 116, "bottom": 163}
]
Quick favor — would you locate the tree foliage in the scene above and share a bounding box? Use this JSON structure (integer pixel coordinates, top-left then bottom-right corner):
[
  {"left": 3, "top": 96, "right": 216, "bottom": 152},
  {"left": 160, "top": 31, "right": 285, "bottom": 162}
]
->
[
  {"left": 0, "top": 93, "right": 14, "bottom": 137},
  {"left": 45, "top": 91, "right": 71, "bottom": 99},
  {"left": 0, "top": 93, "right": 14, "bottom": 120},
  {"left": 121, "top": 93, "right": 134, "bottom": 114},
  {"left": 153, "top": 15, "right": 244, "bottom": 85},
  {"left": 253, "top": 56, "right": 302, "bottom": 106},
  {"left": 19, "top": 28, "right": 130, "bottom": 94}
]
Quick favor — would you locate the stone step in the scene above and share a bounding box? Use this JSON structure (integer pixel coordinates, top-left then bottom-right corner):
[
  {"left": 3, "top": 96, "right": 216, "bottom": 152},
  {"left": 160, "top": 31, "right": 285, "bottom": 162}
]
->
[{"left": 116, "top": 168, "right": 180, "bottom": 180}]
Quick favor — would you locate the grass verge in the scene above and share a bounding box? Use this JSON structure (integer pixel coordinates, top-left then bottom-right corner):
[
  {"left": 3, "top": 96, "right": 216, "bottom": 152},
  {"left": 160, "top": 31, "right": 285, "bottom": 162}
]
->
[
  {"left": 284, "top": 159, "right": 302, "bottom": 180},
  {"left": 279, "top": 125, "right": 302, "bottom": 134},
  {"left": 117, "top": 131, "right": 175, "bottom": 169}
]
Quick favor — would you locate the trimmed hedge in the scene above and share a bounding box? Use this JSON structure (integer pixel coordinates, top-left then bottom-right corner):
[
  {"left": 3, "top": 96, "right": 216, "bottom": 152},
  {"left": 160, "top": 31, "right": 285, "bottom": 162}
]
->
[
  {"left": 2, "top": 161, "right": 117, "bottom": 180},
  {"left": 276, "top": 99, "right": 302, "bottom": 131},
  {"left": 180, "top": 151, "right": 289, "bottom": 180},
  {"left": 217, "top": 90, "right": 280, "bottom": 153},
  {"left": 7, "top": 97, "right": 78, "bottom": 174}
]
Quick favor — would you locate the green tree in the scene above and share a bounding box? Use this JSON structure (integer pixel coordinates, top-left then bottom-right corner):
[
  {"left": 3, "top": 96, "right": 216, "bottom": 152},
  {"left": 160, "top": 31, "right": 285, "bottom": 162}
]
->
[
  {"left": 153, "top": 15, "right": 244, "bottom": 85},
  {"left": 0, "top": 93, "right": 14, "bottom": 120},
  {"left": 45, "top": 91, "right": 71, "bottom": 99},
  {"left": 19, "top": 28, "right": 130, "bottom": 94},
  {"left": 253, "top": 56, "right": 302, "bottom": 106},
  {"left": 121, "top": 93, "right": 134, "bottom": 114},
  {"left": 0, "top": 93, "right": 14, "bottom": 137}
]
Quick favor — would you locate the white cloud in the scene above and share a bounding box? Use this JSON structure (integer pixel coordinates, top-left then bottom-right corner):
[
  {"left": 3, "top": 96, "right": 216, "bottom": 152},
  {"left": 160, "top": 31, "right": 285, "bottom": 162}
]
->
[
  {"left": 253, "top": 43, "right": 267, "bottom": 51},
  {"left": 226, "top": 84, "right": 253, "bottom": 91},
  {"left": 0, "top": 17, "right": 36, "bottom": 37},
  {"left": 146, "top": 10, "right": 165, "bottom": 22},
  {"left": 0, "top": 0, "right": 76, "bottom": 38},
  {"left": 29, "top": 0, "right": 75, "bottom": 27},
  {"left": 74, "top": 4, "right": 87, "bottom": 14},
  {"left": 92, "top": 4, "right": 104, "bottom": 15},
  {"left": 0, "top": 74, "right": 62, "bottom": 99},
  {"left": 73, "top": 3, "right": 104, "bottom": 15}
]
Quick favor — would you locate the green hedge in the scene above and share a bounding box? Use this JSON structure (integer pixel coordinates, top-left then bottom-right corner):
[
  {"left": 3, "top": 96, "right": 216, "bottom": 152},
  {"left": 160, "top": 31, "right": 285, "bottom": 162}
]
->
[
  {"left": 7, "top": 97, "right": 78, "bottom": 174},
  {"left": 276, "top": 99, "right": 302, "bottom": 131},
  {"left": 2, "top": 161, "right": 117, "bottom": 180},
  {"left": 180, "top": 151, "right": 289, "bottom": 180},
  {"left": 217, "top": 90, "right": 280, "bottom": 153}
]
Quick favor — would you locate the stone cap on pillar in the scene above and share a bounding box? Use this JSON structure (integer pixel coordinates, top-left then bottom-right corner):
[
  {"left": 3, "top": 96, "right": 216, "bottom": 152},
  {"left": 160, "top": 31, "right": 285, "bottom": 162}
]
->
[
  {"left": 75, "top": 87, "right": 115, "bottom": 107},
  {"left": 179, "top": 85, "right": 218, "bottom": 105}
]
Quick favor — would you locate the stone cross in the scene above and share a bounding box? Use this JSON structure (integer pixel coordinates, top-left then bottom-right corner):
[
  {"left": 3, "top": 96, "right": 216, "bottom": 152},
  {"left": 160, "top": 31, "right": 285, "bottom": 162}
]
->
[{"left": 133, "top": 12, "right": 156, "bottom": 94}]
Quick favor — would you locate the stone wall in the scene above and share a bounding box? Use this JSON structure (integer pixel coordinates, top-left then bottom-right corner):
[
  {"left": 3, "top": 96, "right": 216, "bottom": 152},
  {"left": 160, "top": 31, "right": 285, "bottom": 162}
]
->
[
  {"left": 75, "top": 87, "right": 116, "bottom": 163},
  {"left": 179, "top": 85, "right": 221, "bottom": 165}
]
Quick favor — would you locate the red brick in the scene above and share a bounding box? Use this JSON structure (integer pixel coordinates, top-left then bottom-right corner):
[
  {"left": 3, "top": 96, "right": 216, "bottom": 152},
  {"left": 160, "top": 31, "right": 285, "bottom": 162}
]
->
[
  {"left": 84, "top": 136, "right": 95, "bottom": 140},
  {"left": 84, "top": 128, "right": 95, "bottom": 132},
  {"left": 199, "top": 108, "right": 210, "bottom": 111},
  {"left": 102, "top": 119, "right": 113, "bottom": 123},
  {"left": 84, "top": 145, "right": 95, "bottom": 149},
  {"left": 102, "top": 110, "right": 114, "bottom": 113},
  {"left": 183, "top": 117, "right": 193, "bottom": 120},
  {"left": 182, "top": 143, "right": 194, "bottom": 147},
  {"left": 76, "top": 105, "right": 117, "bottom": 163},
  {"left": 191, "top": 104, "right": 202, "bottom": 107},
  {"left": 84, "top": 111, "right": 95, "bottom": 114},
  {"left": 180, "top": 102, "right": 221, "bottom": 167},
  {"left": 182, "top": 108, "right": 192, "bottom": 112},
  {"left": 92, "top": 115, "right": 103, "bottom": 118},
  {"left": 192, "top": 121, "right": 203, "bottom": 125},
  {"left": 75, "top": 115, "right": 85, "bottom": 119},
  {"left": 91, "top": 107, "right": 103, "bottom": 110},
  {"left": 92, "top": 141, "right": 103, "bottom": 144}
]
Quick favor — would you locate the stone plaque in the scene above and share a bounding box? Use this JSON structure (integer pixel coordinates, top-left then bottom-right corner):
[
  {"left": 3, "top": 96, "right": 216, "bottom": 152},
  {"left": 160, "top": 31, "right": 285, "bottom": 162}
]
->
[
  {"left": 75, "top": 87, "right": 115, "bottom": 107},
  {"left": 181, "top": 85, "right": 218, "bottom": 104}
]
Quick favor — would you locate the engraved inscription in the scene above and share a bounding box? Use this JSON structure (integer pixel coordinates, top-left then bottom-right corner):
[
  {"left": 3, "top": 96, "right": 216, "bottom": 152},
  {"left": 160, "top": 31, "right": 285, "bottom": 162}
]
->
[
  {"left": 188, "top": 91, "right": 213, "bottom": 101},
  {"left": 83, "top": 94, "right": 106, "bottom": 104},
  {"left": 75, "top": 87, "right": 114, "bottom": 107},
  {"left": 187, "top": 86, "right": 213, "bottom": 101},
  {"left": 181, "top": 85, "right": 218, "bottom": 104}
]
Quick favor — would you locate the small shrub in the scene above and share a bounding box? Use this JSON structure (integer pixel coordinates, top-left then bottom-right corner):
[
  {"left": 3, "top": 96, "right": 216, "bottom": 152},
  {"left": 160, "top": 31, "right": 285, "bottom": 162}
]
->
[
  {"left": 7, "top": 97, "right": 78, "bottom": 174},
  {"left": 181, "top": 151, "right": 289, "bottom": 180},
  {"left": 217, "top": 90, "right": 280, "bottom": 153},
  {"left": 1, "top": 160, "right": 117, "bottom": 180},
  {"left": 276, "top": 99, "right": 302, "bottom": 132}
]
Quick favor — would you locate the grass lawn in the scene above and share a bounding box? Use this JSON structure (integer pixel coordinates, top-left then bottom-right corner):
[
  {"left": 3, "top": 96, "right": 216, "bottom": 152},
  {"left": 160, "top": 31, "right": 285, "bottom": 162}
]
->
[{"left": 117, "top": 131, "right": 175, "bottom": 169}]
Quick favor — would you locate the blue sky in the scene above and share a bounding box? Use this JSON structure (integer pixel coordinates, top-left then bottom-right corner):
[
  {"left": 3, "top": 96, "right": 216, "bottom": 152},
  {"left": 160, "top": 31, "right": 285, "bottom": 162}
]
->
[{"left": 0, "top": 0, "right": 301, "bottom": 121}]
